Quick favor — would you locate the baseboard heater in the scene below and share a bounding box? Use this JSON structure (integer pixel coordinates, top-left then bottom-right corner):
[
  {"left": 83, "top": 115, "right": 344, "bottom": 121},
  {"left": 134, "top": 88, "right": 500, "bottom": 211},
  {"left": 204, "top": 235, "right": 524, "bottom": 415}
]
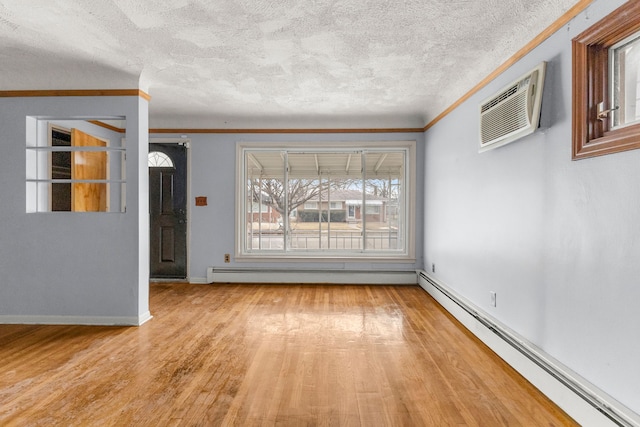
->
[
  {"left": 418, "top": 271, "right": 638, "bottom": 427},
  {"left": 207, "top": 267, "right": 418, "bottom": 285}
]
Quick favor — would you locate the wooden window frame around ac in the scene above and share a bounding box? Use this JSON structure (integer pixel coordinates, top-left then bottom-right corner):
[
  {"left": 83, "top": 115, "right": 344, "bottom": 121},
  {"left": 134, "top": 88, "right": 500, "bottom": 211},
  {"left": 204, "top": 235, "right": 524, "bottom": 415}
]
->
[{"left": 572, "top": 1, "right": 640, "bottom": 160}]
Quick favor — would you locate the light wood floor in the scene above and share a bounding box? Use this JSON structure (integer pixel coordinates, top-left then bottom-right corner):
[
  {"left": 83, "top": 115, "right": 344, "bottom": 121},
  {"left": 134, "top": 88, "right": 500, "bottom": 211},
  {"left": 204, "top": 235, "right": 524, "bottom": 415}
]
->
[{"left": 0, "top": 283, "right": 576, "bottom": 426}]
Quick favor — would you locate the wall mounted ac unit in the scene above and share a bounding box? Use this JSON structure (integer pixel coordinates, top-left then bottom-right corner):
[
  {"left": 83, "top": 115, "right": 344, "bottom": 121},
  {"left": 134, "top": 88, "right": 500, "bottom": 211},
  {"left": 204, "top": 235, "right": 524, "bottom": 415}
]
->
[{"left": 479, "top": 62, "right": 546, "bottom": 152}]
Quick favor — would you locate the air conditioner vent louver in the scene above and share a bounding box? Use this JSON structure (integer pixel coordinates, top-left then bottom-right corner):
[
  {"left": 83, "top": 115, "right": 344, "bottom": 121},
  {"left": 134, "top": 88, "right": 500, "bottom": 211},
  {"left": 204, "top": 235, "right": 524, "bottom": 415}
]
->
[
  {"left": 482, "top": 90, "right": 530, "bottom": 143},
  {"left": 479, "top": 62, "right": 546, "bottom": 152},
  {"left": 481, "top": 84, "right": 519, "bottom": 113}
]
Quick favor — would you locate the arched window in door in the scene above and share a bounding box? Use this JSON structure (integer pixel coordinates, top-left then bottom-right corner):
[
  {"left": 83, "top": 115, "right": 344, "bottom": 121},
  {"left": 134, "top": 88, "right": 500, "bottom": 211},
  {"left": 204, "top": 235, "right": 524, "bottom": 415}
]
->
[{"left": 148, "top": 151, "right": 174, "bottom": 168}]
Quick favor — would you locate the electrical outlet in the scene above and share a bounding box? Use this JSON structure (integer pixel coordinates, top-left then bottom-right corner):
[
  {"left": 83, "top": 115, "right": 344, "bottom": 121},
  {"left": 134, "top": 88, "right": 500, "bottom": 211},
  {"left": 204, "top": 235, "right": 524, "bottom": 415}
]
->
[
  {"left": 224, "top": 254, "right": 230, "bottom": 263},
  {"left": 490, "top": 291, "right": 497, "bottom": 307},
  {"left": 432, "top": 263, "right": 436, "bottom": 273}
]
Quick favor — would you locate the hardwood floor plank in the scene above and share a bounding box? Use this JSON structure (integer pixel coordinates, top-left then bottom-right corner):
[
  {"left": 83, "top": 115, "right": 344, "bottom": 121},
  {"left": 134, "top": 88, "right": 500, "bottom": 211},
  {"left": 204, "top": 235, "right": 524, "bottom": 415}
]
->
[{"left": 0, "top": 283, "right": 577, "bottom": 426}]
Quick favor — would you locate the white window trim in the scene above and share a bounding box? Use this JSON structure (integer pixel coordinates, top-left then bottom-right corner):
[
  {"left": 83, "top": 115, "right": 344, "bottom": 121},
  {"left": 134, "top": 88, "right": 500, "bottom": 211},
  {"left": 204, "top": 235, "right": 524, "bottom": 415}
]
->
[{"left": 235, "top": 140, "right": 416, "bottom": 262}]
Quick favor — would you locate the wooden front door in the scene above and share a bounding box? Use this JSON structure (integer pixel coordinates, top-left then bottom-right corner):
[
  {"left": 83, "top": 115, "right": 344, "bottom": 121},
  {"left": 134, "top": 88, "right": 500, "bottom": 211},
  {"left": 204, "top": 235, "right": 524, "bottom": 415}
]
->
[{"left": 149, "top": 143, "right": 188, "bottom": 279}]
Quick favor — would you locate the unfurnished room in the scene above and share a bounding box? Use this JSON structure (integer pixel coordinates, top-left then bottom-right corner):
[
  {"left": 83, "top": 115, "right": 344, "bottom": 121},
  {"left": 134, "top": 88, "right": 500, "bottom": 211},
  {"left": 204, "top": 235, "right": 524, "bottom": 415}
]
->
[{"left": 0, "top": 0, "right": 639, "bottom": 426}]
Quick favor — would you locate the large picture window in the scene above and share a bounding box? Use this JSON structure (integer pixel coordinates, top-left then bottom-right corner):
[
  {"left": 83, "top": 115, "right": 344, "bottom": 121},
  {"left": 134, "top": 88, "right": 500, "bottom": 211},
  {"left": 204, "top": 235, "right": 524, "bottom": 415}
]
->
[{"left": 237, "top": 142, "right": 415, "bottom": 260}]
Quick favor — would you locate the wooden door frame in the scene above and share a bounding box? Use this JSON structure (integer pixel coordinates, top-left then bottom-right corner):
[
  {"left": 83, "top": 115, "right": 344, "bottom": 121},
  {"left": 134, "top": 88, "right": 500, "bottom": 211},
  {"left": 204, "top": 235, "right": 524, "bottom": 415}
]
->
[
  {"left": 149, "top": 138, "right": 191, "bottom": 281},
  {"left": 71, "top": 128, "right": 110, "bottom": 212}
]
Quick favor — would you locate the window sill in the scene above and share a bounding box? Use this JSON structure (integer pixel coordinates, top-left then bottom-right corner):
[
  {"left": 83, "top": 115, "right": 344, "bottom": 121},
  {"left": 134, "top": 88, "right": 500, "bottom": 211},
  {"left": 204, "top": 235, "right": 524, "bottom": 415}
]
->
[
  {"left": 573, "top": 123, "right": 640, "bottom": 159},
  {"left": 235, "top": 253, "right": 416, "bottom": 263}
]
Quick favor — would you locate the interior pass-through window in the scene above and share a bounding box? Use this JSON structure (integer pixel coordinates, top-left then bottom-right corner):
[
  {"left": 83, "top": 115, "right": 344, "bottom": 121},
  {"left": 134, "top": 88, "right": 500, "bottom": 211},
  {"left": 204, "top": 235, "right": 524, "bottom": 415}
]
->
[{"left": 26, "top": 117, "right": 126, "bottom": 212}]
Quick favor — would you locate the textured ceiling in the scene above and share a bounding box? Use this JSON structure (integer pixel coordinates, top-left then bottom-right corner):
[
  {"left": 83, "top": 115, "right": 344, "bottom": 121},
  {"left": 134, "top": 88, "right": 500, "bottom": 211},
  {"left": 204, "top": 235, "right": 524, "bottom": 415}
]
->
[{"left": 0, "top": 0, "right": 581, "bottom": 129}]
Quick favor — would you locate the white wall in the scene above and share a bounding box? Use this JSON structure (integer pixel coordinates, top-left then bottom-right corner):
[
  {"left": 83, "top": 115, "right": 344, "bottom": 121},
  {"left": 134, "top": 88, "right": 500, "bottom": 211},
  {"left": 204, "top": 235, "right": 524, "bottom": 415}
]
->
[
  {"left": 150, "top": 132, "right": 425, "bottom": 282},
  {"left": 0, "top": 95, "right": 149, "bottom": 325},
  {"left": 423, "top": 0, "right": 639, "bottom": 415}
]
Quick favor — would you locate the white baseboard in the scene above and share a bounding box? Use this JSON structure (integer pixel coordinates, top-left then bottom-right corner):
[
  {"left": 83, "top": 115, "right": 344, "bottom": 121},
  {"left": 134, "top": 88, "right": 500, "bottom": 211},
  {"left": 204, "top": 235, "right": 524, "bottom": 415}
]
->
[
  {"left": 189, "top": 277, "right": 209, "bottom": 284},
  {"left": 0, "top": 312, "right": 153, "bottom": 326},
  {"left": 137, "top": 311, "right": 153, "bottom": 326},
  {"left": 207, "top": 267, "right": 418, "bottom": 285},
  {"left": 418, "top": 271, "right": 639, "bottom": 427}
]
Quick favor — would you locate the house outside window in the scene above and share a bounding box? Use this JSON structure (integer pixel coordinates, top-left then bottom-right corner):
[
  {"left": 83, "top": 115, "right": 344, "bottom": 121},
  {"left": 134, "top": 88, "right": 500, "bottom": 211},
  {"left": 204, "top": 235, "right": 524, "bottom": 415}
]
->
[{"left": 237, "top": 141, "right": 415, "bottom": 260}]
